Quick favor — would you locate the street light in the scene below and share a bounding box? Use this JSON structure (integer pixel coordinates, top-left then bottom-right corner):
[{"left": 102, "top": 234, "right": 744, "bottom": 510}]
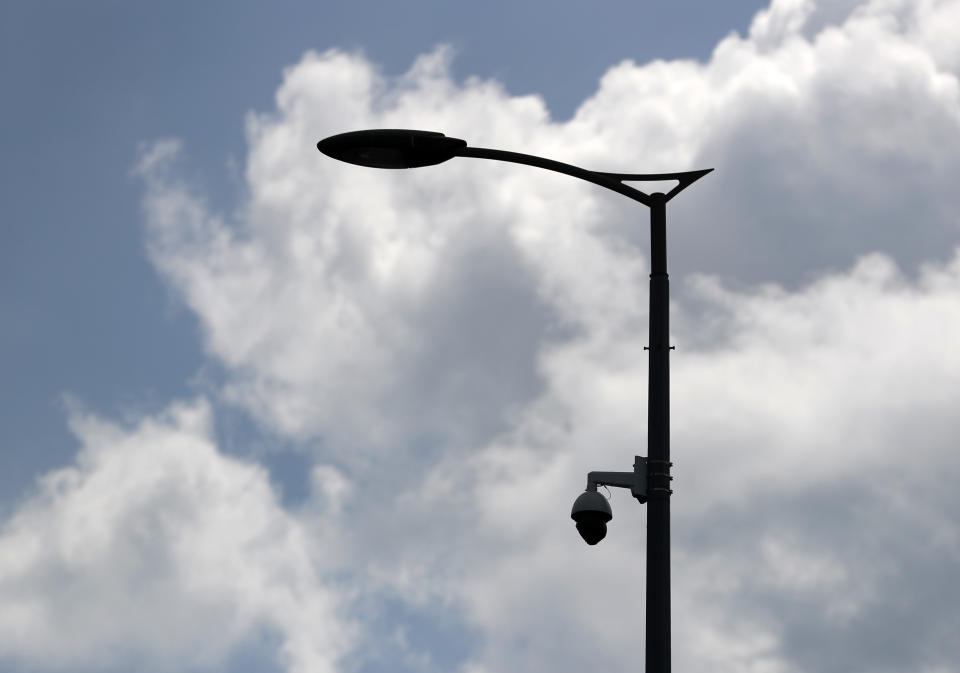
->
[{"left": 318, "top": 128, "right": 712, "bottom": 673}]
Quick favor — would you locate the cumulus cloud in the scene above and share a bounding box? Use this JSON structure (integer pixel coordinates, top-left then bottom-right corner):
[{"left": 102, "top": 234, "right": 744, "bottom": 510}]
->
[
  {"left": 133, "top": 0, "right": 960, "bottom": 670},
  {"left": 5, "top": 0, "right": 960, "bottom": 672},
  {"left": 0, "top": 401, "right": 355, "bottom": 673}
]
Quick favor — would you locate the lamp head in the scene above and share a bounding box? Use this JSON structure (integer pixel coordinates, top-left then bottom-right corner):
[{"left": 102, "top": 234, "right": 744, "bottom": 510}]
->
[{"left": 317, "top": 129, "right": 467, "bottom": 169}]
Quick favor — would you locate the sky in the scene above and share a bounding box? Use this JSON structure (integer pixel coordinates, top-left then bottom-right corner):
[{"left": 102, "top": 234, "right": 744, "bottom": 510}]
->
[{"left": 2, "top": 1, "right": 960, "bottom": 672}]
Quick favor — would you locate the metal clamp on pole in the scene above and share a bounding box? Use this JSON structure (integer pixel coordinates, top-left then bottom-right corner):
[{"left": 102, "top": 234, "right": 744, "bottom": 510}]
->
[{"left": 646, "top": 458, "right": 673, "bottom": 497}]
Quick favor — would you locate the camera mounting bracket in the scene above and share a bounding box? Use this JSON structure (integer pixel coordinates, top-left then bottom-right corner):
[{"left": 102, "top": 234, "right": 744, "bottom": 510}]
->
[{"left": 586, "top": 456, "right": 648, "bottom": 504}]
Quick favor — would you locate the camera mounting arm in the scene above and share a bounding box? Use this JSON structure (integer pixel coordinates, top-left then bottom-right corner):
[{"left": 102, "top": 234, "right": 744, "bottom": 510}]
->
[{"left": 586, "top": 456, "right": 648, "bottom": 504}]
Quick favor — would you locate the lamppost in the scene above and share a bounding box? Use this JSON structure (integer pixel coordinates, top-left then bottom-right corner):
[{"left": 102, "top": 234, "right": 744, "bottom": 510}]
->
[{"left": 317, "top": 129, "right": 711, "bottom": 673}]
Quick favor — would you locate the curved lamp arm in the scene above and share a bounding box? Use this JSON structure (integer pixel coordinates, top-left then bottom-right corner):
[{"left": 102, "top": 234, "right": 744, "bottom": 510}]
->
[{"left": 457, "top": 146, "right": 712, "bottom": 206}]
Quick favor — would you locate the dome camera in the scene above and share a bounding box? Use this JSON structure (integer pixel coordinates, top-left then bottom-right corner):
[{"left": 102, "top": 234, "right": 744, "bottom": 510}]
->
[{"left": 571, "top": 490, "right": 612, "bottom": 545}]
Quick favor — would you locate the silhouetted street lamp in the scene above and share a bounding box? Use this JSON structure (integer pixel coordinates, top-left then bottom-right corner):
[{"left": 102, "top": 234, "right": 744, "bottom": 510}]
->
[{"left": 318, "top": 128, "right": 711, "bottom": 673}]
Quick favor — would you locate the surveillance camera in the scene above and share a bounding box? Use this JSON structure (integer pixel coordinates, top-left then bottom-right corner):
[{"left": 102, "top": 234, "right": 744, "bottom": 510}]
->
[{"left": 571, "top": 490, "right": 612, "bottom": 545}]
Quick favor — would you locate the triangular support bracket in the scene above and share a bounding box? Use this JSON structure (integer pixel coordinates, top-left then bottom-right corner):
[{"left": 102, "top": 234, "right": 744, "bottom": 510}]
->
[{"left": 596, "top": 168, "right": 714, "bottom": 203}]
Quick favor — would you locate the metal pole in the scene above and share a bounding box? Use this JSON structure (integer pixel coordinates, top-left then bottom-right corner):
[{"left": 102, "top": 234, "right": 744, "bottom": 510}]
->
[{"left": 646, "top": 192, "right": 671, "bottom": 673}]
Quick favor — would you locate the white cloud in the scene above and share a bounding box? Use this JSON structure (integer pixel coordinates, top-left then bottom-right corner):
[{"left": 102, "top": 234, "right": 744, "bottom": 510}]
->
[
  {"left": 134, "top": 0, "right": 960, "bottom": 668},
  {"left": 136, "top": 0, "right": 960, "bottom": 457},
  {"left": 0, "top": 401, "right": 355, "bottom": 673},
  {"left": 5, "top": 0, "right": 960, "bottom": 672}
]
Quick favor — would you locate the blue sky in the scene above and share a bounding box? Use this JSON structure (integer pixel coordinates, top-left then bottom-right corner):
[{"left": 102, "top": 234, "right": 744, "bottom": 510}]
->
[{"left": 3, "top": 1, "right": 960, "bottom": 672}]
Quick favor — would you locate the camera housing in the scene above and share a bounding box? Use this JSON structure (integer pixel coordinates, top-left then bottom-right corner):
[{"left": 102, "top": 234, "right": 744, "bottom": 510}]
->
[{"left": 571, "top": 490, "right": 613, "bottom": 545}]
